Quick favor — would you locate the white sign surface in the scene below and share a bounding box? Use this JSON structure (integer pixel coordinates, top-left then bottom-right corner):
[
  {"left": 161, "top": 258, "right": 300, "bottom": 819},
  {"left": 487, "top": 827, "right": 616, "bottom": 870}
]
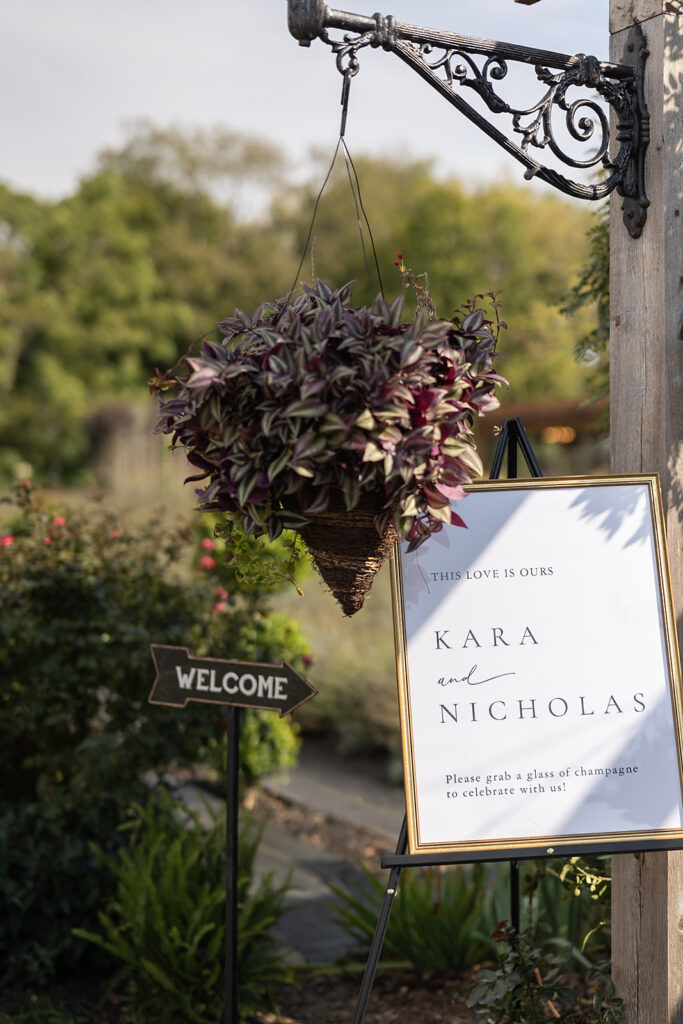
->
[{"left": 393, "top": 476, "right": 683, "bottom": 856}]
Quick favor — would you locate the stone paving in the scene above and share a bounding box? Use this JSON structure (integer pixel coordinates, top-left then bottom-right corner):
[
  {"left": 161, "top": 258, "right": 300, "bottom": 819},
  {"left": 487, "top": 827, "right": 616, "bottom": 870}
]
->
[{"left": 259, "top": 740, "right": 406, "bottom": 962}]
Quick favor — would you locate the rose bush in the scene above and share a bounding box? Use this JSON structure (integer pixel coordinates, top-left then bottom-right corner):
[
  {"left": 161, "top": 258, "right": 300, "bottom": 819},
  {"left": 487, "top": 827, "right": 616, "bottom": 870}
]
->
[{"left": 0, "top": 482, "right": 309, "bottom": 981}]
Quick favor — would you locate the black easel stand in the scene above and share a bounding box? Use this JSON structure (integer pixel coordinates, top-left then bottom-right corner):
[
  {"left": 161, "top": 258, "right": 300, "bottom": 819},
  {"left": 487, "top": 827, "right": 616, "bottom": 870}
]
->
[{"left": 350, "top": 418, "right": 543, "bottom": 1024}]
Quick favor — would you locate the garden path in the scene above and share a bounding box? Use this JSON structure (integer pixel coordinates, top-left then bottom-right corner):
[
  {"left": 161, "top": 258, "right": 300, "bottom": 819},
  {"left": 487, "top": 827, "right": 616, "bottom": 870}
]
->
[
  {"left": 259, "top": 738, "right": 405, "bottom": 963},
  {"left": 175, "top": 738, "right": 405, "bottom": 963}
]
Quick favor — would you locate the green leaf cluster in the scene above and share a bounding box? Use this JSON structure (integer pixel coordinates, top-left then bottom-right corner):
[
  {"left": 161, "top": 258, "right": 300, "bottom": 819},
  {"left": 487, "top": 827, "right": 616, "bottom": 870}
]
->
[
  {"left": 561, "top": 203, "right": 610, "bottom": 402},
  {"left": 468, "top": 924, "right": 623, "bottom": 1023},
  {"left": 523, "top": 856, "right": 611, "bottom": 954},
  {"left": 74, "top": 790, "right": 290, "bottom": 1022}
]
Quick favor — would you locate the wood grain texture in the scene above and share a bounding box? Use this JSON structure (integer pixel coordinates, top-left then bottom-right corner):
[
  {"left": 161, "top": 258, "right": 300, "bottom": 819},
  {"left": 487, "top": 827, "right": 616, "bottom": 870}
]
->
[
  {"left": 610, "top": 8, "right": 683, "bottom": 1023},
  {"left": 610, "top": 0, "right": 669, "bottom": 34}
]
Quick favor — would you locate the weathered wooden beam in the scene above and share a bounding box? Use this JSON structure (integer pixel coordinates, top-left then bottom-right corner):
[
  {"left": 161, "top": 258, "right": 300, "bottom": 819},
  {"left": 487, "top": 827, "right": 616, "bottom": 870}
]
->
[
  {"left": 610, "top": 0, "right": 671, "bottom": 34},
  {"left": 610, "top": 2, "right": 683, "bottom": 1021}
]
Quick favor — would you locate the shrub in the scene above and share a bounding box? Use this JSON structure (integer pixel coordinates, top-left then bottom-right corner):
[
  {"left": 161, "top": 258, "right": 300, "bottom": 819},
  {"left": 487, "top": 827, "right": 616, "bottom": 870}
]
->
[
  {"left": 75, "top": 790, "right": 290, "bottom": 1023},
  {"left": 329, "top": 862, "right": 494, "bottom": 970},
  {"left": 0, "top": 481, "right": 309, "bottom": 982},
  {"left": 468, "top": 923, "right": 623, "bottom": 1023}
]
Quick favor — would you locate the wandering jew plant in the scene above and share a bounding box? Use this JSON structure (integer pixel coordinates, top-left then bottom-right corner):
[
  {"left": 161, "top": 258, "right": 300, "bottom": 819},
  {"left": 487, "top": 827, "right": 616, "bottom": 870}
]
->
[{"left": 155, "top": 280, "right": 505, "bottom": 611}]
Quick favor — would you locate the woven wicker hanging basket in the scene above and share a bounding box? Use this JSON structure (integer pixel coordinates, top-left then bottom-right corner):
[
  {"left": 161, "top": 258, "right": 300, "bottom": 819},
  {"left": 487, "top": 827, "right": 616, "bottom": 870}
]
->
[{"left": 296, "top": 492, "right": 398, "bottom": 616}]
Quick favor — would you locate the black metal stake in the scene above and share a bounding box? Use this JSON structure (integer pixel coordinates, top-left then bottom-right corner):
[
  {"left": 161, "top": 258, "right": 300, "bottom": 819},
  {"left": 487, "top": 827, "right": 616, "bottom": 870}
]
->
[{"left": 225, "top": 707, "right": 240, "bottom": 1024}]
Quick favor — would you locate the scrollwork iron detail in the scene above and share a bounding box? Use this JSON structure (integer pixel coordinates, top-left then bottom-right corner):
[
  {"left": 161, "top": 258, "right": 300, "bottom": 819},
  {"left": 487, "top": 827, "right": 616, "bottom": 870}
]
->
[{"left": 287, "top": 2, "right": 650, "bottom": 237}]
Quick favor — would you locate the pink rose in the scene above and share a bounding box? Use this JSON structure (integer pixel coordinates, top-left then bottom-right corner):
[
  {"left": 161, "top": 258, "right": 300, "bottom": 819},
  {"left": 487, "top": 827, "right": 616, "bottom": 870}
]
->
[
  {"left": 0, "top": 535, "right": 14, "bottom": 547},
  {"left": 199, "top": 555, "right": 216, "bottom": 570},
  {"left": 201, "top": 538, "right": 215, "bottom": 551},
  {"left": 51, "top": 515, "right": 66, "bottom": 527}
]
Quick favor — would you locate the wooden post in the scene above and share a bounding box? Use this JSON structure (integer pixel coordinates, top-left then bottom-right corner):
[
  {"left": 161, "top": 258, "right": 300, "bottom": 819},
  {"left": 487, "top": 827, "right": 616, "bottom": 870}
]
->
[{"left": 609, "top": 2, "right": 683, "bottom": 1021}]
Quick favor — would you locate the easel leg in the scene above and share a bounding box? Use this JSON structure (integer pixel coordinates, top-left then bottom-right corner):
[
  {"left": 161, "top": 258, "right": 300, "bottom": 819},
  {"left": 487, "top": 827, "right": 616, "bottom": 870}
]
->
[
  {"left": 510, "top": 860, "right": 520, "bottom": 933},
  {"left": 351, "top": 817, "right": 409, "bottom": 1024}
]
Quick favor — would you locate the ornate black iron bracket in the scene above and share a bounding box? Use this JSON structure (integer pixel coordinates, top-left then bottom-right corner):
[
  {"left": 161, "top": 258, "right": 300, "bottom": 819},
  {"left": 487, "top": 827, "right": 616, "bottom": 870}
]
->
[{"left": 287, "top": 0, "right": 650, "bottom": 238}]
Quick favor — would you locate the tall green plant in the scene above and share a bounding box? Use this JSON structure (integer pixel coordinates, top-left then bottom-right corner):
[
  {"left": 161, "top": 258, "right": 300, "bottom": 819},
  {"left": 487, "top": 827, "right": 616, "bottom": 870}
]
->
[
  {"left": 329, "top": 863, "right": 494, "bottom": 970},
  {"left": 74, "top": 791, "right": 290, "bottom": 1023},
  {"left": 329, "top": 855, "right": 611, "bottom": 975}
]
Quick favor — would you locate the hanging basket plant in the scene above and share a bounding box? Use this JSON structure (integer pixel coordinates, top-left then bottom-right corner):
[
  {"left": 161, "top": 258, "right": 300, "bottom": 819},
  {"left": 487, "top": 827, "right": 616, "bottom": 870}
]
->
[{"left": 154, "top": 279, "right": 506, "bottom": 615}]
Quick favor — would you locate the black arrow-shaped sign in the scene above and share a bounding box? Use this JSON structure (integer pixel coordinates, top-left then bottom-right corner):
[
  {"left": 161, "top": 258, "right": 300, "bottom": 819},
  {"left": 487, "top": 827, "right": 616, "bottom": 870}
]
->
[{"left": 149, "top": 644, "right": 317, "bottom": 717}]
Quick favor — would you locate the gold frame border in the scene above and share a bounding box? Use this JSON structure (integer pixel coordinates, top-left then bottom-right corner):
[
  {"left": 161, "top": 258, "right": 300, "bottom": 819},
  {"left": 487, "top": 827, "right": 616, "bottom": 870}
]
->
[{"left": 390, "top": 474, "right": 683, "bottom": 857}]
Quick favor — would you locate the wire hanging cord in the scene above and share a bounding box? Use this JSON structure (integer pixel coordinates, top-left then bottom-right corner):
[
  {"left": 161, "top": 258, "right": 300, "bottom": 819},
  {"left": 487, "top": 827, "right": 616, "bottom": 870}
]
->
[
  {"left": 339, "top": 65, "right": 383, "bottom": 296},
  {"left": 278, "top": 66, "right": 383, "bottom": 319}
]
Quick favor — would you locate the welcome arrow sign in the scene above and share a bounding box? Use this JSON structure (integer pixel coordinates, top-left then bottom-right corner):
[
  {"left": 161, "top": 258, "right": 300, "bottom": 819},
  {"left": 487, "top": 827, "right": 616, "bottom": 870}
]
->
[{"left": 149, "top": 644, "right": 317, "bottom": 717}]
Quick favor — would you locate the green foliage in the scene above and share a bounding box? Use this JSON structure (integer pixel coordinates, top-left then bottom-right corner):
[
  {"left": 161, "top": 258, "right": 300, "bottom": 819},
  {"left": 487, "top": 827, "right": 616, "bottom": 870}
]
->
[
  {"left": 561, "top": 202, "right": 610, "bottom": 402},
  {"left": 196, "top": 513, "right": 308, "bottom": 602},
  {"left": 0, "top": 126, "right": 293, "bottom": 486},
  {"left": 521, "top": 857, "right": 611, "bottom": 954},
  {"left": 0, "top": 125, "right": 596, "bottom": 489},
  {"left": 97, "top": 120, "right": 284, "bottom": 195},
  {"left": 0, "top": 482, "right": 308, "bottom": 981},
  {"left": 156, "top": 279, "right": 505, "bottom": 554},
  {"left": 209, "top": 710, "right": 301, "bottom": 793},
  {"left": 328, "top": 851, "right": 612, "bottom": 978},
  {"left": 0, "top": 993, "right": 89, "bottom": 1024},
  {"left": 74, "top": 791, "right": 290, "bottom": 1023},
  {"left": 468, "top": 924, "right": 623, "bottom": 1024},
  {"left": 329, "top": 863, "right": 494, "bottom": 970},
  {"left": 280, "top": 160, "right": 597, "bottom": 401}
]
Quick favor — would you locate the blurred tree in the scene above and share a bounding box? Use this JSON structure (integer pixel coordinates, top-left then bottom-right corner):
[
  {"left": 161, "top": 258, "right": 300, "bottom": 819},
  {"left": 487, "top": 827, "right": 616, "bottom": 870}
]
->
[
  {"left": 0, "top": 126, "right": 598, "bottom": 486},
  {"left": 561, "top": 201, "right": 610, "bottom": 401},
  {"left": 279, "top": 156, "right": 596, "bottom": 400},
  {"left": 0, "top": 125, "right": 293, "bottom": 484},
  {"left": 97, "top": 119, "right": 284, "bottom": 195}
]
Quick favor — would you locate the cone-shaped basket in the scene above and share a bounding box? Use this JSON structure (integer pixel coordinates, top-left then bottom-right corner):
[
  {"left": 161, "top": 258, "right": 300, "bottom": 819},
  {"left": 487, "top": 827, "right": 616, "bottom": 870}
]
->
[{"left": 297, "top": 492, "right": 398, "bottom": 616}]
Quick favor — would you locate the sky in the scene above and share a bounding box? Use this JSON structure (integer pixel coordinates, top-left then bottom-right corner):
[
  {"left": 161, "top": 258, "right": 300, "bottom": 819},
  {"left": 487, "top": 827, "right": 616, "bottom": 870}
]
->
[{"left": 2, "top": 0, "right": 609, "bottom": 201}]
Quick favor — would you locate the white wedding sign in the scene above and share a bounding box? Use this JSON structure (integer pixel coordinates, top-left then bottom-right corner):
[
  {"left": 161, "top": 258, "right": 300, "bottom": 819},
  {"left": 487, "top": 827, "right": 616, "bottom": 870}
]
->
[{"left": 391, "top": 476, "right": 683, "bottom": 856}]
